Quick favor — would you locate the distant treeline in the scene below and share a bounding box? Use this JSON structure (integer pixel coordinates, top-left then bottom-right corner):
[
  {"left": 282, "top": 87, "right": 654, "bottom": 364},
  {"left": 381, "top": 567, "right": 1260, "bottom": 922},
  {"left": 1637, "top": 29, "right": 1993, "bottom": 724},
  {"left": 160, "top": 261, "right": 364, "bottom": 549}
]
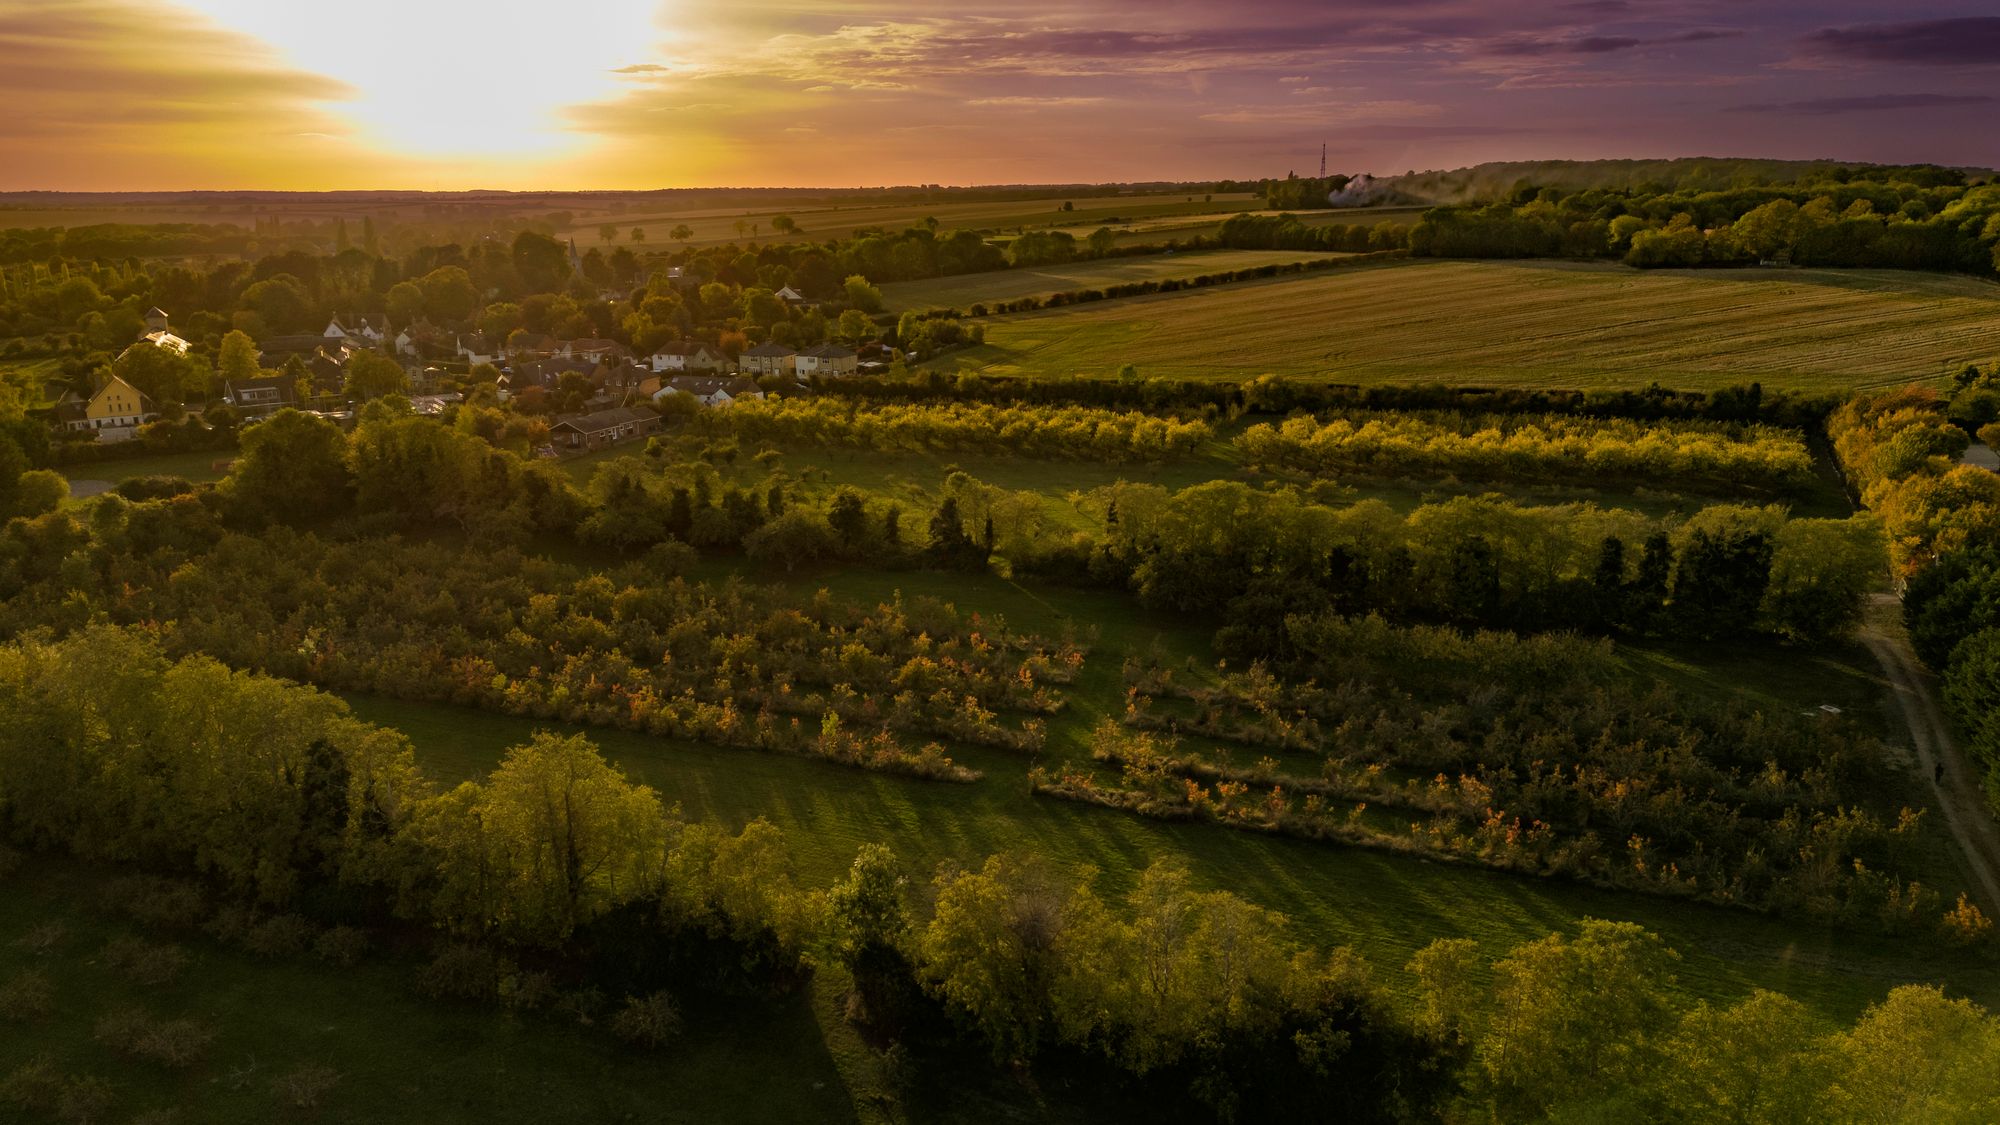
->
[
  {"left": 958, "top": 251, "right": 1404, "bottom": 316},
  {"left": 1405, "top": 177, "right": 2000, "bottom": 275},
  {"left": 1381, "top": 157, "right": 1978, "bottom": 206}
]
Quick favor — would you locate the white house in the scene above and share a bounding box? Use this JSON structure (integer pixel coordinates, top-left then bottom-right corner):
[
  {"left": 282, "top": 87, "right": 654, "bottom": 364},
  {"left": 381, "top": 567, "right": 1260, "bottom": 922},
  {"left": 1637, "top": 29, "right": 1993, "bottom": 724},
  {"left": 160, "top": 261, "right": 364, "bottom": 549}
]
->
[
  {"left": 775, "top": 285, "right": 807, "bottom": 305},
  {"left": 456, "top": 333, "right": 500, "bottom": 365},
  {"left": 324, "top": 315, "right": 386, "bottom": 347},
  {"left": 395, "top": 319, "right": 442, "bottom": 358},
  {"left": 654, "top": 375, "right": 763, "bottom": 407},
  {"left": 559, "top": 338, "right": 631, "bottom": 363},
  {"left": 648, "top": 341, "right": 731, "bottom": 374}
]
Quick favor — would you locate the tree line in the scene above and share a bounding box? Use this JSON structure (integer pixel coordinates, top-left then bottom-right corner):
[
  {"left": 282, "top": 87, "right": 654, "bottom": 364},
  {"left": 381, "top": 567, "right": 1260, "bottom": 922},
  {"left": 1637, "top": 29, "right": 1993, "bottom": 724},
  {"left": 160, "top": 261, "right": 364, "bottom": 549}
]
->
[
  {"left": 691, "top": 397, "right": 1215, "bottom": 463},
  {"left": 1235, "top": 409, "right": 1815, "bottom": 495},
  {"left": 1403, "top": 175, "right": 2000, "bottom": 275},
  {"left": 817, "top": 372, "right": 1834, "bottom": 430},
  {"left": 1031, "top": 481, "right": 1880, "bottom": 645},
  {"left": 1830, "top": 383, "right": 2000, "bottom": 806}
]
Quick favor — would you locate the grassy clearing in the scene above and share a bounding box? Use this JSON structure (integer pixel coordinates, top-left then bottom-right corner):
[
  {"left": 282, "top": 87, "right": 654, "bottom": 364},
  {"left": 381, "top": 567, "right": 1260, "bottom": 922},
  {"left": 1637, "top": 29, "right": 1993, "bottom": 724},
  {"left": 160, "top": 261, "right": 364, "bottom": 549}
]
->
[
  {"left": 0, "top": 857, "right": 876, "bottom": 1125},
  {"left": 55, "top": 449, "right": 234, "bottom": 488},
  {"left": 342, "top": 561, "right": 1995, "bottom": 1022},
  {"left": 879, "top": 249, "right": 1338, "bottom": 312},
  {"left": 941, "top": 259, "right": 2000, "bottom": 392}
]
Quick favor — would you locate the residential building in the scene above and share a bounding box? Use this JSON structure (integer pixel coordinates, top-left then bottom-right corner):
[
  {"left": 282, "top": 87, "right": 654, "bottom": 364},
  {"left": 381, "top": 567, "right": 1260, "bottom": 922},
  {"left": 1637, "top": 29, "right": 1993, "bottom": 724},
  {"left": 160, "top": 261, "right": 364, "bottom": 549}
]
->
[
  {"left": 395, "top": 320, "right": 445, "bottom": 358},
  {"left": 796, "top": 341, "right": 859, "bottom": 377},
  {"left": 739, "top": 340, "right": 796, "bottom": 377},
  {"left": 506, "top": 333, "right": 560, "bottom": 359},
  {"left": 559, "top": 338, "right": 632, "bottom": 363},
  {"left": 549, "top": 406, "right": 661, "bottom": 450},
  {"left": 647, "top": 341, "right": 732, "bottom": 373},
  {"left": 223, "top": 376, "right": 298, "bottom": 417},
  {"left": 323, "top": 315, "right": 386, "bottom": 347},
  {"left": 80, "top": 375, "right": 157, "bottom": 439},
  {"left": 655, "top": 375, "right": 763, "bottom": 407},
  {"left": 456, "top": 333, "right": 500, "bottom": 365}
]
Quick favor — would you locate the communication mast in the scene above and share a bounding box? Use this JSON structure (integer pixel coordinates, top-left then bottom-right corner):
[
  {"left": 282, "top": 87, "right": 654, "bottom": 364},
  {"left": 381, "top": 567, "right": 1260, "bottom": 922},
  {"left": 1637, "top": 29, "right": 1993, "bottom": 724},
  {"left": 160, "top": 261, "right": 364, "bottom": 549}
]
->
[{"left": 1319, "top": 144, "right": 1327, "bottom": 178}]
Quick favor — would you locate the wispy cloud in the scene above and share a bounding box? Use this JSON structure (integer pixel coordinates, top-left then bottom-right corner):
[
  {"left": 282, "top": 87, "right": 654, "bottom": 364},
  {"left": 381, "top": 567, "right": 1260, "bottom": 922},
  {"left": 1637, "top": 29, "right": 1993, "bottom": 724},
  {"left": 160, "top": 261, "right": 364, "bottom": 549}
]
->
[{"left": 1728, "top": 93, "right": 1997, "bottom": 115}]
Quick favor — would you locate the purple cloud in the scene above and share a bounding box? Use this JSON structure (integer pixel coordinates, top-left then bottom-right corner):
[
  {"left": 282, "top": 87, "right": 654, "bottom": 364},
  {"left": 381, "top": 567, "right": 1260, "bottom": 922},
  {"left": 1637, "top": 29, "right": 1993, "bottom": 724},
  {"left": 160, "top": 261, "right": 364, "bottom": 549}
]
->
[
  {"left": 1800, "top": 17, "right": 2000, "bottom": 66},
  {"left": 1729, "top": 93, "right": 1997, "bottom": 115},
  {"left": 1484, "top": 35, "right": 1643, "bottom": 57}
]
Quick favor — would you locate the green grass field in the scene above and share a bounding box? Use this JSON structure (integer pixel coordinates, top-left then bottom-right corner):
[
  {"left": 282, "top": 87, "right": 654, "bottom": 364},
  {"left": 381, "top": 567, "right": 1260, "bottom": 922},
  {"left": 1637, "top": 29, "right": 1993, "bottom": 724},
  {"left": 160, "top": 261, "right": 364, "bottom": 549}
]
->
[
  {"left": 879, "top": 249, "right": 1338, "bottom": 312},
  {"left": 333, "top": 560, "right": 1992, "bottom": 1025},
  {"left": 56, "top": 449, "right": 234, "bottom": 488},
  {"left": 941, "top": 260, "right": 2000, "bottom": 391},
  {"left": 0, "top": 857, "right": 876, "bottom": 1125}
]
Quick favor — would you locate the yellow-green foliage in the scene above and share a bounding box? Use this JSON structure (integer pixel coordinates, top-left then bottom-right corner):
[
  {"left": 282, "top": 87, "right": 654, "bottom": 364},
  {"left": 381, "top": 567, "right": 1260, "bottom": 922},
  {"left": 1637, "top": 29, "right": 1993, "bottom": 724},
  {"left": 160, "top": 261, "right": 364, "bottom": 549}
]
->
[
  {"left": 1237, "top": 409, "right": 1815, "bottom": 490},
  {"left": 701, "top": 397, "right": 1213, "bottom": 462}
]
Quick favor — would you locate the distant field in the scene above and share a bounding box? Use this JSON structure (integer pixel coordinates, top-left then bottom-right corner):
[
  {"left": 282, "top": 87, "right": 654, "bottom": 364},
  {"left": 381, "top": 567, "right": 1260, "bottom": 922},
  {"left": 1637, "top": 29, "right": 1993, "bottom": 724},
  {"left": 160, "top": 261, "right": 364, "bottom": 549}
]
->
[
  {"left": 943, "top": 260, "right": 2000, "bottom": 390},
  {"left": 57, "top": 449, "right": 232, "bottom": 488},
  {"left": 1043, "top": 204, "right": 1429, "bottom": 250},
  {"left": 879, "top": 249, "right": 1336, "bottom": 311},
  {"left": 566, "top": 192, "right": 1263, "bottom": 249}
]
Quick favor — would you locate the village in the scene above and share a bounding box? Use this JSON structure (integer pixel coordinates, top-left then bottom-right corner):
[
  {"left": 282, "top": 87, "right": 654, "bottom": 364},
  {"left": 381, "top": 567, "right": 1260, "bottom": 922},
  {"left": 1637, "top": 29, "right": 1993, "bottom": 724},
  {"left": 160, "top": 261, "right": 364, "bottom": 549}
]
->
[{"left": 42, "top": 242, "right": 895, "bottom": 460}]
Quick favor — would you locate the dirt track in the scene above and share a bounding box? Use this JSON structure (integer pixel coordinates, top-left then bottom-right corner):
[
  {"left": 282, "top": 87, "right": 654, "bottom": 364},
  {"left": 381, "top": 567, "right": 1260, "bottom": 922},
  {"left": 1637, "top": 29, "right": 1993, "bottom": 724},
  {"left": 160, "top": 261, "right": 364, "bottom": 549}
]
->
[{"left": 1859, "top": 592, "right": 2000, "bottom": 914}]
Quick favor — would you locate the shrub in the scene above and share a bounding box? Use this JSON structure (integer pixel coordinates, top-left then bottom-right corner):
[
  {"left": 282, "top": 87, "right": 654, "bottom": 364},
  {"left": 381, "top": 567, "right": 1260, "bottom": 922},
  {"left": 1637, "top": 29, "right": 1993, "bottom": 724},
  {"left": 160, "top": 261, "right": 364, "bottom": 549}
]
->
[
  {"left": 134, "top": 1019, "right": 217, "bottom": 1068},
  {"left": 91, "top": 1008, "right": 153, "bottom": 1052},
  {"left": 270, "top": 1065, "right": 339, "bottom": 1111},
  {"left": 110, "top": 877, "right": 207, "bottom": 932},
  {"left": 556, "top": 986, "right": 606, "bottom": 1027},
  {"left": 55, "top": 1074, "right": 114, "bottom": 1125},
  {"left": 502, "top": 970, "right": 560, "bottom": 1013},
  {"left": 646, "top": 540, "right": 698, "bottom": 578},
  {"left": 311, "top": 925, "right": 371, "bottom": 969},
  {"left": 1940, "top": 894, "right": 1995, "bottom": 947},
  {"left": 15, "top": 920, "right": 67, "bottom": 956},
  {"left": 202, "top": 904, "right": 258, "bottom": 946},
  {"left": 242, "top": 914, "right": 315, "bottom": 959},
  {"left": 416, "top": 944, "right": 504, "bottom": 1002},
  {"left": 0, "top": 969, "right": 55, "bottom": 1022},
  {"left": 610, "top": 991, "right": 681, "bottom": 1050},
  {"left": 113, "top": 475, "right": 197, "bottom": 502},
  {"left": 101, "top": 937, "right": 190, "bottom": 986},
  {"left": 0, "top": 1056, "right": 62, "bottom": 1113}
]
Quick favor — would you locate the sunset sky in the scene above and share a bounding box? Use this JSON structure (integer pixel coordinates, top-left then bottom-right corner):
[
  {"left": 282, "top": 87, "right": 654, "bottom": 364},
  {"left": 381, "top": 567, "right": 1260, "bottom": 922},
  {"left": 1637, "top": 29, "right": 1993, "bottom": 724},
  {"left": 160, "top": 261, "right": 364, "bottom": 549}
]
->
[{"left": 2, "top": 0, "right": 1996, "bottom": 191}]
